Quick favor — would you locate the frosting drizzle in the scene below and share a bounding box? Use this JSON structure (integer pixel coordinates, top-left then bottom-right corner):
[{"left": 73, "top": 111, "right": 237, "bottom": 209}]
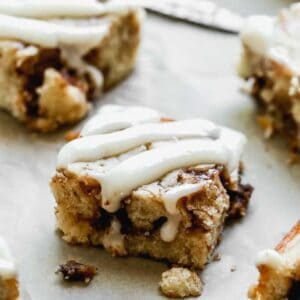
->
[
  {"left": 257, "top": 236, "right": 300, "bottom": 272},
  {"left": 0, "top": 1, "right": 133, "bottom": 19},
  {"left": 98, "top": 138, "right": 231, "bottom": 212}
]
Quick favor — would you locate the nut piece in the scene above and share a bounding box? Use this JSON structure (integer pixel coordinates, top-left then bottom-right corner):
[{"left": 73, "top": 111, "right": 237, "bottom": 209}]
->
[
  {"left": 159, "top": 267, "right": 202, "bottom": 298},
  {"left": 56, "top": 260, "right": 97, "bottom": 284},
  {"left": 64, "top": 130, "right": 80, "bottom": 142}
]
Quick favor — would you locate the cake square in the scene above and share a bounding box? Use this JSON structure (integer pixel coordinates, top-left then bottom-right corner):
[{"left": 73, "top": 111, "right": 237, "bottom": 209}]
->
[
  {"left": 239, "top": 4, "right": 300, "bottom": 155},
  {"left": 51, "top": 105, "right": 252, "bottom": 269},
  {"left": 0, "top": 1, "right": 142, "bottom": 132}
]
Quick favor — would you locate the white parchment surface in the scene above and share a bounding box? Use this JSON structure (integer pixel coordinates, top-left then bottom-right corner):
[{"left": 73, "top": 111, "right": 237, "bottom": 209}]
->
[{"left": 0, "top": 1, "right": 299, "bottom": 299}]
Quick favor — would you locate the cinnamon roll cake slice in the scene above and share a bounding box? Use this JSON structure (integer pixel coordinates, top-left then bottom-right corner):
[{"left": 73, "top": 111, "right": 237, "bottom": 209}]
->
[
  {"left": 51, "top": 105, "right": 253, "bottom": 269},
  {"left": 0, "top": 1, "right": 142, "bottom": 132}
]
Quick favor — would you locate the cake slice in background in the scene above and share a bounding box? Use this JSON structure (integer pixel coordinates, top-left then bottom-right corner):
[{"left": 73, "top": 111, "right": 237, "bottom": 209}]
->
[
  {"left": 239, "top": 4, "right": 300, "bottom": 156},
  {"left": 249, "top": 221, "right": 300, "bottom": 300},
  {"left": 0, "top": 1, "right": 142, "bottom": 132}
]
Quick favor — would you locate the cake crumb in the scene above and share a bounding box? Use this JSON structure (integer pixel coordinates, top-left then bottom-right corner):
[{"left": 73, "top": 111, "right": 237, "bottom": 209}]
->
[
  {"left": 212, "top": 253, "right": 221, "bottom": 262},
  {"left": 230, "top": 266, "right": 237, "bottom": 272},
  {"left": 56, "top": 260, "right": 97, "bottom": 283},
  {"left": 159, "top": 267, "right": 202, "bottom": 298}
]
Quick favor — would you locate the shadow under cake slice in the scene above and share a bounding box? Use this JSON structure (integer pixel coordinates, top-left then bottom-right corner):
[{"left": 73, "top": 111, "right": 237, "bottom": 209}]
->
[{"left": 249, "top": 221, "right": 300, "bottom": 300}]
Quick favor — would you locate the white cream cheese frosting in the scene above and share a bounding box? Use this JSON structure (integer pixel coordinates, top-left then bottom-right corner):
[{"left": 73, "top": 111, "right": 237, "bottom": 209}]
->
[
  {"left": 1, "top": 13, "right": 110, "bottom": 49},
  {"left": 0, "top": 237, "right": 16, "bottom": 280},
  {"left": 57, "top": 105, "right": 246, "bottom": 242},
  {"left": 80, "top": 105, "right": 163, "bottom": 136},
  {"left": 257, "top": 234, "right": 300, "bottom": 270},
  {"left": 0, "top": 0, "right": 136, "bottom": 49},
  {"left": 241, "top": 4, "right": 300, "bottom": 74},
  {"left": 0, "top": 0, "right": 134, "bottom": 19}
]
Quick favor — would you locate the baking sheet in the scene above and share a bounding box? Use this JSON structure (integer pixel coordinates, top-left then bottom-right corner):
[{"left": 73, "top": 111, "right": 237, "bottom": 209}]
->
[{"left": 0, "top": 1, "right": 299, "bottom": 299}]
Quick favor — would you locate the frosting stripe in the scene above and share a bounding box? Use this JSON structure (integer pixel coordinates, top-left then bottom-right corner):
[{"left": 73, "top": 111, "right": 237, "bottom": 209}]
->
[
  {"left": 0, "top": 2, "right": 140, "bottom": 90},
  {"left": 58, "top": 119, "right": 220, "bottom": 167},
  {"left": 0, "top": 14, "right": 109, "bottom": 48},
  {"left": 81, "top": 105, "right": 163, "bottom": 136}
]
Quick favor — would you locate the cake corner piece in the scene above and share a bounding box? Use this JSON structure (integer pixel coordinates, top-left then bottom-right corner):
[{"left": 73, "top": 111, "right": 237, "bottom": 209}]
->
[{"left": 248, "top": 221, "right": 300, "bottom": 300}]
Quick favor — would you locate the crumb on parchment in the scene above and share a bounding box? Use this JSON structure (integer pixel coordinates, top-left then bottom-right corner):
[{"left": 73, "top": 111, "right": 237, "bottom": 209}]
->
[
  {"left": 159, "top": 267, "right": 202, "bottom": 298},
  {"left": 56, "top": 260, "right": 97, "bottom": 284}
]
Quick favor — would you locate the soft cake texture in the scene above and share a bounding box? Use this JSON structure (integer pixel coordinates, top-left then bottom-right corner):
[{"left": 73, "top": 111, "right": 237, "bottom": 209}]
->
[{"left": 51, "top": 105, "right": 252, "bottom": 269}]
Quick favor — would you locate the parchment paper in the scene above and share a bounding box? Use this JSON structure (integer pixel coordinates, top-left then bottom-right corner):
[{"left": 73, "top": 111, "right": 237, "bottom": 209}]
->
[{"left": 0, "top": 1, "right": 299, "bottom": 299}]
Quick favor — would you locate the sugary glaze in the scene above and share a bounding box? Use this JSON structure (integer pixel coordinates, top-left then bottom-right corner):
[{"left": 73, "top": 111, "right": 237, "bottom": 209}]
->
[
  {"left": 241, "top": 4, "right": 300, "bottom": 74},
  {"left": 257, "top": 228, "right": 300, "bottom": 270},
  {"left": 57, "top": 105, "right": 246, "bottom": 243},
  {"left": 0, "top": 1, "right": 140, "bottom": 88},
  {"left": 0, "top": 237, "right": 16, "bottom": 280},
  {"left": 0, "top": 1, "right": 136, "bottom": 47}
]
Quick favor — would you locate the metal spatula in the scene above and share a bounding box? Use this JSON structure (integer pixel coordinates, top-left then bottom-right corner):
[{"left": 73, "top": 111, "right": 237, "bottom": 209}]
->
[{"left": 113, "top": 0, "right": 244, "bottom": 33}]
